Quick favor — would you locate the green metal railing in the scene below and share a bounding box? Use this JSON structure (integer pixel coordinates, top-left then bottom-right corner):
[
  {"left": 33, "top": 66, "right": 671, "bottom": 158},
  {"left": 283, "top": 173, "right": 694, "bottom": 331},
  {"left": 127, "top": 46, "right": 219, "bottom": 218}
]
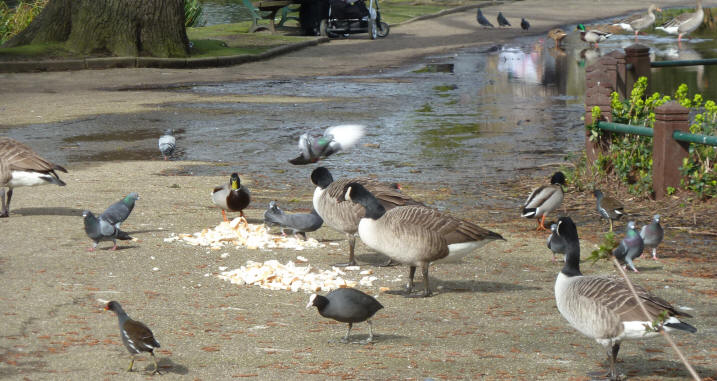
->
[
  {"left": 597, "top": 121, "right": 717, "bottom": 146},
  {"left": 651, "top": 58, "right": 717, "bottom": 68}
]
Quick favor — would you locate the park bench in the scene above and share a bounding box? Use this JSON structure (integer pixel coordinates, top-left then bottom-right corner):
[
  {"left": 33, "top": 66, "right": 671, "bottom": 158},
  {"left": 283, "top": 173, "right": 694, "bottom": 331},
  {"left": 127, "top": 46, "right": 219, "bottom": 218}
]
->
[{"left": 240, "top": 0, "right": 300, "bottom": 33}]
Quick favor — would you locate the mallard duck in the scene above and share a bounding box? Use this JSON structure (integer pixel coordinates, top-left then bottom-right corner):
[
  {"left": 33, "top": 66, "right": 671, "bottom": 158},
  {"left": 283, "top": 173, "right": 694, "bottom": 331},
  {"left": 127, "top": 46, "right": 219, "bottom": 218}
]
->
[
  {"left": 593, "top": 189, "right": 624, "bottom": 232},
  {"left": 211, "top": 173, "right": 251, "bottom": 222},
  {"left": 613, "top": 4, "right": 662, "bottom": 39},
  {"left": 576, "top": 24, "right": 612, "bottom": 48},
  {"left": 0, "top": 137, "right": 68, "bottom": 218},
  {"left": 656, "top": 0, "right": 703, "bottom": 42},
  {"left": 345, "top": 182, "right": 503, "bottom": 297},
  {"left": 521, "top": 172, "right": 566, "bottom": 231},
  {"left": 547, "top": 28, "right": 568, "bottom": 45}
]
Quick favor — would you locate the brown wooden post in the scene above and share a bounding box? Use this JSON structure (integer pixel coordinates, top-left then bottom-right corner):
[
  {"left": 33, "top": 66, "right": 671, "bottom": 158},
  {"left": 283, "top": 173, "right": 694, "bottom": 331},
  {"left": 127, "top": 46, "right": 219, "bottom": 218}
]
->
[
  {"left": 624, "top": 44, "right": 651, "bottom": 95},
  {"left": 607, "top": 50, "right": 627, "bottom": 98},
  {"left": 652, "top": 101, "right": 690, "bottom": 200},
  {"left": 584, "top": 61, "right": 613, "bottom": 168}
]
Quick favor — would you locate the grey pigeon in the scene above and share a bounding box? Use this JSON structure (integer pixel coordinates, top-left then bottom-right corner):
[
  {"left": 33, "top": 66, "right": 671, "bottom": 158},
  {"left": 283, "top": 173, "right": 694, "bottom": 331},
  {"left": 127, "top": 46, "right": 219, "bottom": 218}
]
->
[
  {"left": 158, "top": 129, "right": 176, "bottom": 160},
  {"left": 521, "top": 18, "right": 530, "bottom": 31},
  {"left": 476, "top": 9, "right": 494, "bottom": 28},
  {"left": 547, "top": 221, "right": 569, "bottom": 262},
  {"left": 100, "top": 192, "right": 139, "bottom": 229},
  {"left": 264, "top": 201, "right": 323, "bottom": 240},
  {"left": 497, "top": 12, "right": 511, "bottom": 27},
  {"left": 612, "top": 221, "right": 644, "bottom": 272},
  {"left": 640, "top": 214, "right": 664, "bottom": 261},
  {"left": 83, "top": 210, "right": 133, "bottom": 251},
  {"left": 307, "top": 288, "right": 383, "bottom": 344},
  {"left": 289, "top": 124, "right": 365, "bottom": 165}
]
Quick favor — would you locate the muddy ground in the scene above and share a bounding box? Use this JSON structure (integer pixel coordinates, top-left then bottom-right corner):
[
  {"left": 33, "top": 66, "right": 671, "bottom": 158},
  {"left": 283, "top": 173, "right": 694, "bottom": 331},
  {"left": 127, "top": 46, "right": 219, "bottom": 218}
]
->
[
  {"left": 1, "top": 0, "right": 717, "bottom": 379},
  {"left": 0, "top": 160, "right": 715, "bottom": 381}
]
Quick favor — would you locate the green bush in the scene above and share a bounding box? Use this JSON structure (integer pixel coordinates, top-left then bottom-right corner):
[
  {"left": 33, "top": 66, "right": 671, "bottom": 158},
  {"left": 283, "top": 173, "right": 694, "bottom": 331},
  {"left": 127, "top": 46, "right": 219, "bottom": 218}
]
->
[
  {"left": 0, "top": 0, "right": 48, "bottom": 45},
  {"left": 589, "top": 77, "right": 717, "bottom": 198}
]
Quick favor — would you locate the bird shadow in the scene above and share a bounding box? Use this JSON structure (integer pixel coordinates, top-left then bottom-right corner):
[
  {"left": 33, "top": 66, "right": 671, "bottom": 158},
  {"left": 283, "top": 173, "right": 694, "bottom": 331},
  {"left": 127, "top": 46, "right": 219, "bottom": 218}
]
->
[
  {"left": 355, "top": 253, "right": 396, "bottom": 266},
  {"left": 431, "top": 278, "right": 541, "bottom": 294},
  {"left": 154, "top": 357, "right": 189, "bottom": 375},
  {"left": 126, "top": 228, "right": 164, "bottom": 235},
  {"left": 328, "top": 333, "right": 408, "bottom": 345},
  {"left": 598, "top": 355, "right": 715, "bottom": 380},
  {"left": 11, "top": 207, "right": 85, "bottom": 217}
]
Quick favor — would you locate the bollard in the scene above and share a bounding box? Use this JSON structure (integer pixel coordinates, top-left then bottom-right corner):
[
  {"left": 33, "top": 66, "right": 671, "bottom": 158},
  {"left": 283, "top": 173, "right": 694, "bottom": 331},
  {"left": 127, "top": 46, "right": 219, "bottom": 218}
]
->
[
  {"left": 607, "top": 50, "right": 627, "bottom": 98},
  {"left": 624, "top": 44, "right": 651, "bottom": 95},
  {"left": 652, "top": 101, "right": 690, "bottom": 200},
  {"left": 584, "top": 61, "right": 614, "bottom": 167}
]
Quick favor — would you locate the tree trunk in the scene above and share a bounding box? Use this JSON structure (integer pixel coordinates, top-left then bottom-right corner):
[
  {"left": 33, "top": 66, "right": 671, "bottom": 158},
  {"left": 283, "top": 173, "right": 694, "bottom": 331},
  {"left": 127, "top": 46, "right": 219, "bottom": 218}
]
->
[{"left": 2, "top": 0, "right": 189, "bottom": 58}]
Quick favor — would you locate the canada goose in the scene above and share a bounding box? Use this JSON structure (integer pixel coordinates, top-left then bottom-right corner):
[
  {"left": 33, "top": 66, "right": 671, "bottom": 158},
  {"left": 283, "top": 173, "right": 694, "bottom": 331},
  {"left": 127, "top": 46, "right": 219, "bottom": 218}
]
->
[
  {"left": 554, "top": 216, "right": 696, "bottom": 380},
  {"left": 656, "top": 0, "right": 703, "bottom": 42},
  {"left": 311, "top": 166, "right": 421, "bottom": 267},
  {"left": 158, "top": 129, "right": 176, "bottom": 160},
  {"left": 0, "top": 137, "right": 68, "bottom": 218},
  {"left": 476, "top": 9, "right": 494, "bottom": 28},
  {"left": 105, "top": 301, "right": 161, "bottom": 374},
  {"left": 613, "top": 4, "right": 662, "bottom": 39},
  {"left": 212, "top": 173, "right": 251, "bottom": 222},
  {"left": 263, "top": 201, "right": 323, "bottom": 240},
  {"left": 521, "top": 171, "right": 566, "bottom": 231},
  {"left": 307, "top": 288, "right": 383, "bottom": 344},
  {"left": 345, "top": 182, "right": 504, "bottom": 297},
  {"left": 613, "top": 221, "right": 644, "bottom": 273},
  {"left": 640, "top": 214, "right": 664, "bottom": 261},
  {"left": 593, "top": 189, "right": 624, "bottom": 232},
  {"left": 576, "top": 24, "right": 612, "bottom": 48}
]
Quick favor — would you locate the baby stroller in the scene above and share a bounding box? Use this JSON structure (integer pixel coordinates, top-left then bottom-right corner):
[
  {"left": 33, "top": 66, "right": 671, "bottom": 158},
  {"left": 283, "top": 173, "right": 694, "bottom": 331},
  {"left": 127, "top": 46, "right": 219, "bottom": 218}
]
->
[{"left": 319, "top": 0, "right": 389, "bottom": 39}]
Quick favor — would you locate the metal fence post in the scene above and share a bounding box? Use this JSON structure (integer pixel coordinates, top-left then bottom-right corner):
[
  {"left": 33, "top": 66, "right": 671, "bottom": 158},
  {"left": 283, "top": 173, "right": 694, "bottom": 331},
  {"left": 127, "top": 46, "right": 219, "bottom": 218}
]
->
[
  {"left": 585, "top": 61, "right": 614, "bottom": 167},
  {"left": 652, "top": 101, "right": 690, "bottom": 200},
  {"left": 624, "top": 44, "right": 651, "bottom": 95}
]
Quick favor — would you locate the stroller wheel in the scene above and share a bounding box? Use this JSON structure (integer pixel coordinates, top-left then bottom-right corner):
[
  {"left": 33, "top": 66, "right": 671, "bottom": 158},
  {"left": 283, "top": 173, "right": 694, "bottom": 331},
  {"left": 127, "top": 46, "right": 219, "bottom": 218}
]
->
[
  {"left": 377, "top": 22, "right": 389, "bottom": 37},
  {"left": 369, "top": 19, "right": 378, "bottom": 40},
  {"left": 319, "top": 19, "right": 329, "bottom": 37}
]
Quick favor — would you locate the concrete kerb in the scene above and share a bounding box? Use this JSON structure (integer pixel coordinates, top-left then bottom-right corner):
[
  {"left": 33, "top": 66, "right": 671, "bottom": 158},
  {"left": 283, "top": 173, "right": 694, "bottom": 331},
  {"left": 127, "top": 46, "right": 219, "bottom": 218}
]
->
[{"left": 0, "top": 36, "right": 329, "bottom": 73}]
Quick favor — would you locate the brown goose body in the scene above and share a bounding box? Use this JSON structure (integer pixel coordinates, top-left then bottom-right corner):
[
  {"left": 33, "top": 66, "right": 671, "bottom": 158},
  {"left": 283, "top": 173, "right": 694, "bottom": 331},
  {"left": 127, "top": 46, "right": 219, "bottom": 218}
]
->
[{"left": 0, "top": 137, "right": 68, "bottom": 217}]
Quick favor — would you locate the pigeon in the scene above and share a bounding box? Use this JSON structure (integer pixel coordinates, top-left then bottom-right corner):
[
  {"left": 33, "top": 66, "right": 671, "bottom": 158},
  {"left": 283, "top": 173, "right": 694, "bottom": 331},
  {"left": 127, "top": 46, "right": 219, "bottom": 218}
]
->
[
  {"left": 520, "top": 18, "right": 530, "bottom": 31},
  {"left": 158, "top": 129, "right": 176, "bottom": 160},
  {"left": 640, "top": 214, "right": 664, "bottom": 261},
  {"left": 476, "top": 9, "right": 494, "bottom": 28},
  {"left": 0, "top": 137, "right": 68, "bottom": 218},
  {"left": 497, "top": 12, "right": 511, "bottom": 27},
  {"left": 105, "top": 301, "right": 161, "bottom": 374},
  {"left": 547, "top": 221, "right": 569, "bottom": 262},
  {"left": 307, "top": 288, "right": 383, "bottom": 344},
  {"left": 593, "top": 189, "right": 624, "bottom": 232},
  {"left": 289, "top": 124, "right": 365, "bottom": 165},
  {"left": 263, "top": 201, "right": 324, "bottom": 240},
  {"left": 83, "top": 210, "right": 133, "bottom": 251},
  {"left": 100, "top": 192, "right": 139, "bottom": 229},
  {"left": 613, "top": 221, "right": 644, "bottom": 272}
]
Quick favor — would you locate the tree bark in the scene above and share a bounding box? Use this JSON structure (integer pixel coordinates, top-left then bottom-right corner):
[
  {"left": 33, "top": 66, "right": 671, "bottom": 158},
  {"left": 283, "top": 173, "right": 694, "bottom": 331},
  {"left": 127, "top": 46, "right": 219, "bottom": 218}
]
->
[{"left": 2, "top": 0, "right": 189, "bottom": 58}]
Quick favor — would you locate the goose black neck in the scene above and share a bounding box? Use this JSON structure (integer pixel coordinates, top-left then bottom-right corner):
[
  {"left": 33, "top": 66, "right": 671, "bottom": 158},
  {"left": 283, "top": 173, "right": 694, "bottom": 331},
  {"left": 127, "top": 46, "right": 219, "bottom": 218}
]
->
[
  {"left": 311, "top": 167, "right": 334, "bottom": 189},
  {"left": 347, "top": 183, "right": 386, "bottom": 220},
  {"left": 561, "top": 241, "right": 582, "bottom": 277}
]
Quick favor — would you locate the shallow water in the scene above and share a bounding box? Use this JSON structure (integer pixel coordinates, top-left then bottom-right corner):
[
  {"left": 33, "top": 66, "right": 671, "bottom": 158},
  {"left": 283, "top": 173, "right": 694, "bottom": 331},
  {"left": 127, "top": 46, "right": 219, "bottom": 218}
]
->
[{"left": 1, "top": 25, "right": 714, "bottom": 200}]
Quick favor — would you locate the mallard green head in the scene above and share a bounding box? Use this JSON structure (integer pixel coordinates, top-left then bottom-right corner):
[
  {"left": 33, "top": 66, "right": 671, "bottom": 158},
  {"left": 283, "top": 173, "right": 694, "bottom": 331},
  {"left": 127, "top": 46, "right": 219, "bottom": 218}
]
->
[
  {"left": 576, "top": 24, "right": 585, "bottom": 32},
  {"left": 230, "top": 173, "right": 240, "bottom": 190}
]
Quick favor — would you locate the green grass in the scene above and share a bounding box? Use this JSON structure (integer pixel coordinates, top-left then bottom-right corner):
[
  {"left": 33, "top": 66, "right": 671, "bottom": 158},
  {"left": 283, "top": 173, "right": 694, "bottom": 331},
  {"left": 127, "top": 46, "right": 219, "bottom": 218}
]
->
[
  {"left": 380, "top": 0, "right": 460, "bottom": 24},
  {"left": 189, "top": 39, "right": 268, "bottom": 57},
  {"left": 0, "top": 42, "right": 76, "bottom": 60}
]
